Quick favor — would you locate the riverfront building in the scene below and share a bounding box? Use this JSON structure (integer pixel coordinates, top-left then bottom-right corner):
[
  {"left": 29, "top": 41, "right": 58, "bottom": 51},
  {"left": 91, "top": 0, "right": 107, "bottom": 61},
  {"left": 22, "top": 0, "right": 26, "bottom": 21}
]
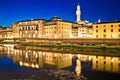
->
[
  {"left": 93, "top": 21, "right": 120, "bottom": 38},
  {"left": 0, "top": 4, "right": 120, "bottom": 39}
]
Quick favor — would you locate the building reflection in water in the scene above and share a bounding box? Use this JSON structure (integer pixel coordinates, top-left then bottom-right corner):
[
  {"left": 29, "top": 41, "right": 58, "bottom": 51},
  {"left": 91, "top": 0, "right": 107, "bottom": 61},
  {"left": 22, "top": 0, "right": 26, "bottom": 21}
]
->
[
  {"left": 75, "top": 59, "right": 81, "bottom": 77},
  {"left": 0, "top": 45, "right": 120, "bottom": 75},
  {"left": 92, "top": 56, "right": 120, "bottom": 73},
  {"left": 0, "top": 45, "right": 73, "bottom": 69}
]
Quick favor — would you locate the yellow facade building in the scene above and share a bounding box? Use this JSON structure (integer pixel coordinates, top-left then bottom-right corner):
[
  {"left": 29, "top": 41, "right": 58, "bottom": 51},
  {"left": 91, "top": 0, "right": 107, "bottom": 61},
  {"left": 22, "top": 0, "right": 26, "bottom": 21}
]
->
[
  {"left": 1, "top": 4, "right": 120, "bottom": 39},
  {"left": 93, "top": 21, "right": 120, "bottom": 38},
  {"left": 12, "top": 18, "right": 46, "bottom": 38},
  {"left": 43, "top": 17, "right": 72, "bottom": 38},
  {"left": 9, "top": 16, "right": 91, "bottom": 39}
]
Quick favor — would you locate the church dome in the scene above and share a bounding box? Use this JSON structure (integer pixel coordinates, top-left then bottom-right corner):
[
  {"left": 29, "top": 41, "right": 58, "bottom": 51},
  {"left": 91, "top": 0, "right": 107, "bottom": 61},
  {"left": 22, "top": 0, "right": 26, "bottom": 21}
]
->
[{"left": 50, "top": 16, "right": 62, "bottom": 21}]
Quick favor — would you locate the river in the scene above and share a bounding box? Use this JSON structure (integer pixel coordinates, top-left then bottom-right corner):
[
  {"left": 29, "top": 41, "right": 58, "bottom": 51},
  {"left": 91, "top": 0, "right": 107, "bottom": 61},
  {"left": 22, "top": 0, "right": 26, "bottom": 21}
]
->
[{"left": 0, "top": 44, "right": 120, "bottom": 80}]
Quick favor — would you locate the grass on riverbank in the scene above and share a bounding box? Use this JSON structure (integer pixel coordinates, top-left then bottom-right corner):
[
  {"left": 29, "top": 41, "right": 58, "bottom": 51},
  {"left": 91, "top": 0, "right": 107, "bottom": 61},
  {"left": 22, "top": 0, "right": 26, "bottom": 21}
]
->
[{"left": 21, "top": 43, "right": 120, "bottom": 53}]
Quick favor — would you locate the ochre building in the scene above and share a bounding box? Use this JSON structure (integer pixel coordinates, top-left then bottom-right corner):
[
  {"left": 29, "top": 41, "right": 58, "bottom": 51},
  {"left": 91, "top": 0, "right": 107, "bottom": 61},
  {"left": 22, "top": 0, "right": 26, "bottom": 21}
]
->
[{"left": 93, "top": 21, "right": 120, "bottom": 38}]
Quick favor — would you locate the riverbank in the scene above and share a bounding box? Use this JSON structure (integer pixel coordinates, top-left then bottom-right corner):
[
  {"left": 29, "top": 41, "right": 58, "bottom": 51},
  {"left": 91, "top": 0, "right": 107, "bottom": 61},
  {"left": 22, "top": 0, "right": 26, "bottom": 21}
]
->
[
  {"left": 17, "top": 43, "right": 120, "bottom": 56},
  {"left": 1, "top": 41, "right": 120, "bottom": 56}
]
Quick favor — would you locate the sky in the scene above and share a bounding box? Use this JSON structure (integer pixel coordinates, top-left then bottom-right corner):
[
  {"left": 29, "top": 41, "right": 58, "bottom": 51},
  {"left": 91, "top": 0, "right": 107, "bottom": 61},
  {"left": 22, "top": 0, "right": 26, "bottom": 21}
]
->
[{"left": 0, "top": 0, "right": 120, "bottom": 26}]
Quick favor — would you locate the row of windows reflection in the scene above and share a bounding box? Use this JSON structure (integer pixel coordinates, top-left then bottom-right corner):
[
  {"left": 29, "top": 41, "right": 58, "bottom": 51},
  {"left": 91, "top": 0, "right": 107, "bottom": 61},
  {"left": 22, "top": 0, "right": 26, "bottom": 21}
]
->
[
  {"left": 96, "top": 34, "right": 120, "bottom": 38},
  {"left": 0, "top": 45, "right": 120, "bottom": 73}
]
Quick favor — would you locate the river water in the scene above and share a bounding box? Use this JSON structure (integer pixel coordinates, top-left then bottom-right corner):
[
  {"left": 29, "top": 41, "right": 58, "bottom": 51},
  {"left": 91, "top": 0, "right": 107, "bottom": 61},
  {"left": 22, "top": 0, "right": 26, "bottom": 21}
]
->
[{"left": 0, "top": 44, "right": 120, "bottom": 80}]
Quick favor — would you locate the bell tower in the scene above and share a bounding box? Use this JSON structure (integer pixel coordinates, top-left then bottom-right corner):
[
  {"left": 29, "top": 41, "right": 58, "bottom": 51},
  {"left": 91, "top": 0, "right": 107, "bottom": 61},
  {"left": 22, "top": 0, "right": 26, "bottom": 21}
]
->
[{"left": 76, "top": 4, "right": 81, "bottom": 22}]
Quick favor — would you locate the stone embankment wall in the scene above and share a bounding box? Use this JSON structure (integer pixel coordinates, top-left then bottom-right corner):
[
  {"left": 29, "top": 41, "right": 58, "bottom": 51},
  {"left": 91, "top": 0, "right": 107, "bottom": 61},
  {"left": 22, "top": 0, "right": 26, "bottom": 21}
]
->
[{"left": 20, "top": 38, "right": 120, "bottom": 46}]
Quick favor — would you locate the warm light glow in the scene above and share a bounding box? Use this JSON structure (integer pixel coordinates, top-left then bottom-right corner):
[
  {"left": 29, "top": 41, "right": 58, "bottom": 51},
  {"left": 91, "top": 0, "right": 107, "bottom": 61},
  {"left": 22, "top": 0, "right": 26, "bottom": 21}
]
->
[
  {"left": 35, "top": 64, "right": 39, "bottom": 68},
  {"left": 26, "top": 52, "right": 28, "bottom": 58},
  {"left": 31, "top": 64, "right": 35, "bottom": 68},
  {"left": 69, "top": 54, "right": 72, "bottom": 58},
  {"left": 25, "top": 31, "right": 27, "bottom": 33},
  {"left": 111, "top": 58, "right": 114, "bottom": 62},
  {"left": 54, "top": 53, "right": 57, "bottom": 57},
  {"left": 75, "top": 59, "right": 81, "bottom": 76},
  {"left": 35, "top": 54, "right": 38, "bottom": 58},
  {"left": 78, "top": 54, "right": 81, "bottom": 58},
  {"left": 19, "top": 61, "right": 23, "bottom": 66},
  {"left": 24, "top": 63, "right": 29, "bottom": 67}
]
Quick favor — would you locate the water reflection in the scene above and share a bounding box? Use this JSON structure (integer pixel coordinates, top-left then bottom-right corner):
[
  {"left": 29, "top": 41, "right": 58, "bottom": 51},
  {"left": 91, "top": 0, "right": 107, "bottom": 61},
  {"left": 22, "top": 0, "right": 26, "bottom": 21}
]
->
[
  {"left": 75, "top": 59, "right": 81, "bottom": 77},
  {"left": 92, "top": 56, "right": 120, "bottom": 73},
  {"left": 0, "top": 45, "right": 91, "bottom": 69},
  {"left": 0, "top": 45, "right": 120, "bottom": 80}
]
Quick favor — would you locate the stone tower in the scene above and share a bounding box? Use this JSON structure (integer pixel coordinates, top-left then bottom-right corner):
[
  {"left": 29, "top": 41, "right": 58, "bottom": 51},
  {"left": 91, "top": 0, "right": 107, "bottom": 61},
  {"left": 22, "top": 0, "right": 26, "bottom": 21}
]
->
[{"left": 76, "top": 4, "right": 81, "bottom": 22}]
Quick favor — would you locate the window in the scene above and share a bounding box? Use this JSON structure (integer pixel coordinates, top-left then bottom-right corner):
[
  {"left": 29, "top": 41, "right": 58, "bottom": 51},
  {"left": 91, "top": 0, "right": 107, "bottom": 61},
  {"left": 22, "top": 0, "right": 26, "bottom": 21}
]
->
[
  {"left": 111, "top": 25, "right": 113, "bottom": 27},
  {"left": 96, "top": 29, "right": 98, "bottom": 33},
  {"left": 111, "top": 29, "right": 113, "bottom": 32},
  {"left": 119, "top": 24, "right": 120, "bottom": 27},
  {"left": 103, "top": 34, "right": 106, "bottom": 38},
  {"left": 104, "top": 56, "right": 106, "bottom": 59},
  {"left": 111, "top": 34, "right": 114, "bottom": 38},
  {"left": 96, "top": 26, "right": 98, "bottom": 28},
  {"left": 96, "top": 56, "right": 98, "bottom": 58},
  {"left": 119, "top": 29, "right": 120, "bottom": 32},
  {"left": 104, "top": 25, "right": 106, "bottom": 28},
  {"left": 96, "top": 34, "right": 98, "bottom": 38},
  {"left": 104, "top": 61, "right": 106, "bottom": 64},
  {"left": 104, "top": 29, "right": 106, "bottom": 32},
  {"left": 96, "top": 61, "right": 98, "bottom": 63},
  {"left": 118, "top": 34, "right": 120, "bottom": 38}
]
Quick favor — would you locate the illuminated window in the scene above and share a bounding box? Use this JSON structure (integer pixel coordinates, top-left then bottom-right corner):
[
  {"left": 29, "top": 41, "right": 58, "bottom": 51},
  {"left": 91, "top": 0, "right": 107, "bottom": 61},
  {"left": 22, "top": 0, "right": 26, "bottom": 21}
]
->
[
  {"left": 25, "top": 31, "right": 27, "bottom": 33},
  {"left": 111, "top": 34, "right": 114, "bottom": 38}
]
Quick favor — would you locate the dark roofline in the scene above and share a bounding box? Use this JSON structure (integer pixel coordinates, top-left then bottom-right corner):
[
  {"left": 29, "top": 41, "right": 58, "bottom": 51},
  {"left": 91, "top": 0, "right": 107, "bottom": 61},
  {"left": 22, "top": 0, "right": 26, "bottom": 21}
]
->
[
  {"left": 48, "top": 16, "right": 75, "bottom": 23},
  {"left": 14, "top": 16, "right": 76, "bottom": 24},
  {"left": 50, "top": 16, "right": 61, "bottom": 20},
  {"left": 94, "top": 21, "right": 120, "bottom": 24},
  {"left": 14, "top": 18, "right": 46, "bottom": 24},
  {"left": 0, "top": 26, "right": 3, "bottom": 28},
  {"left": 46, "top": 20, "right": 75, "bottom": 23}
]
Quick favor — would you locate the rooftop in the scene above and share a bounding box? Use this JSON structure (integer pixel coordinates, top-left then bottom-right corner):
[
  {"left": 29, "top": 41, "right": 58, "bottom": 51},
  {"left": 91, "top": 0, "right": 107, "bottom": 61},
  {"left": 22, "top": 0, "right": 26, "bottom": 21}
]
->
[
  {"left": 95, "top": 21, "right": 120, "bottom": 24},
  {"left": 14, "top": 18, "right": 46, "bottom": 24}
]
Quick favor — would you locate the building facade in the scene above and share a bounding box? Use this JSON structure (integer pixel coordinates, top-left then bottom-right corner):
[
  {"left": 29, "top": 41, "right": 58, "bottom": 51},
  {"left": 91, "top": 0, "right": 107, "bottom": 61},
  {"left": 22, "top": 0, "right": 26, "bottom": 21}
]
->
[
  {"left": 1, "top": 4, "right": 120, "bottom": 39},
  {"left": 93, "top": 21, "right": 120, "bottom": 38},
  {"left": 1, "top": 16, "right": 91, "bottom": 39}
]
